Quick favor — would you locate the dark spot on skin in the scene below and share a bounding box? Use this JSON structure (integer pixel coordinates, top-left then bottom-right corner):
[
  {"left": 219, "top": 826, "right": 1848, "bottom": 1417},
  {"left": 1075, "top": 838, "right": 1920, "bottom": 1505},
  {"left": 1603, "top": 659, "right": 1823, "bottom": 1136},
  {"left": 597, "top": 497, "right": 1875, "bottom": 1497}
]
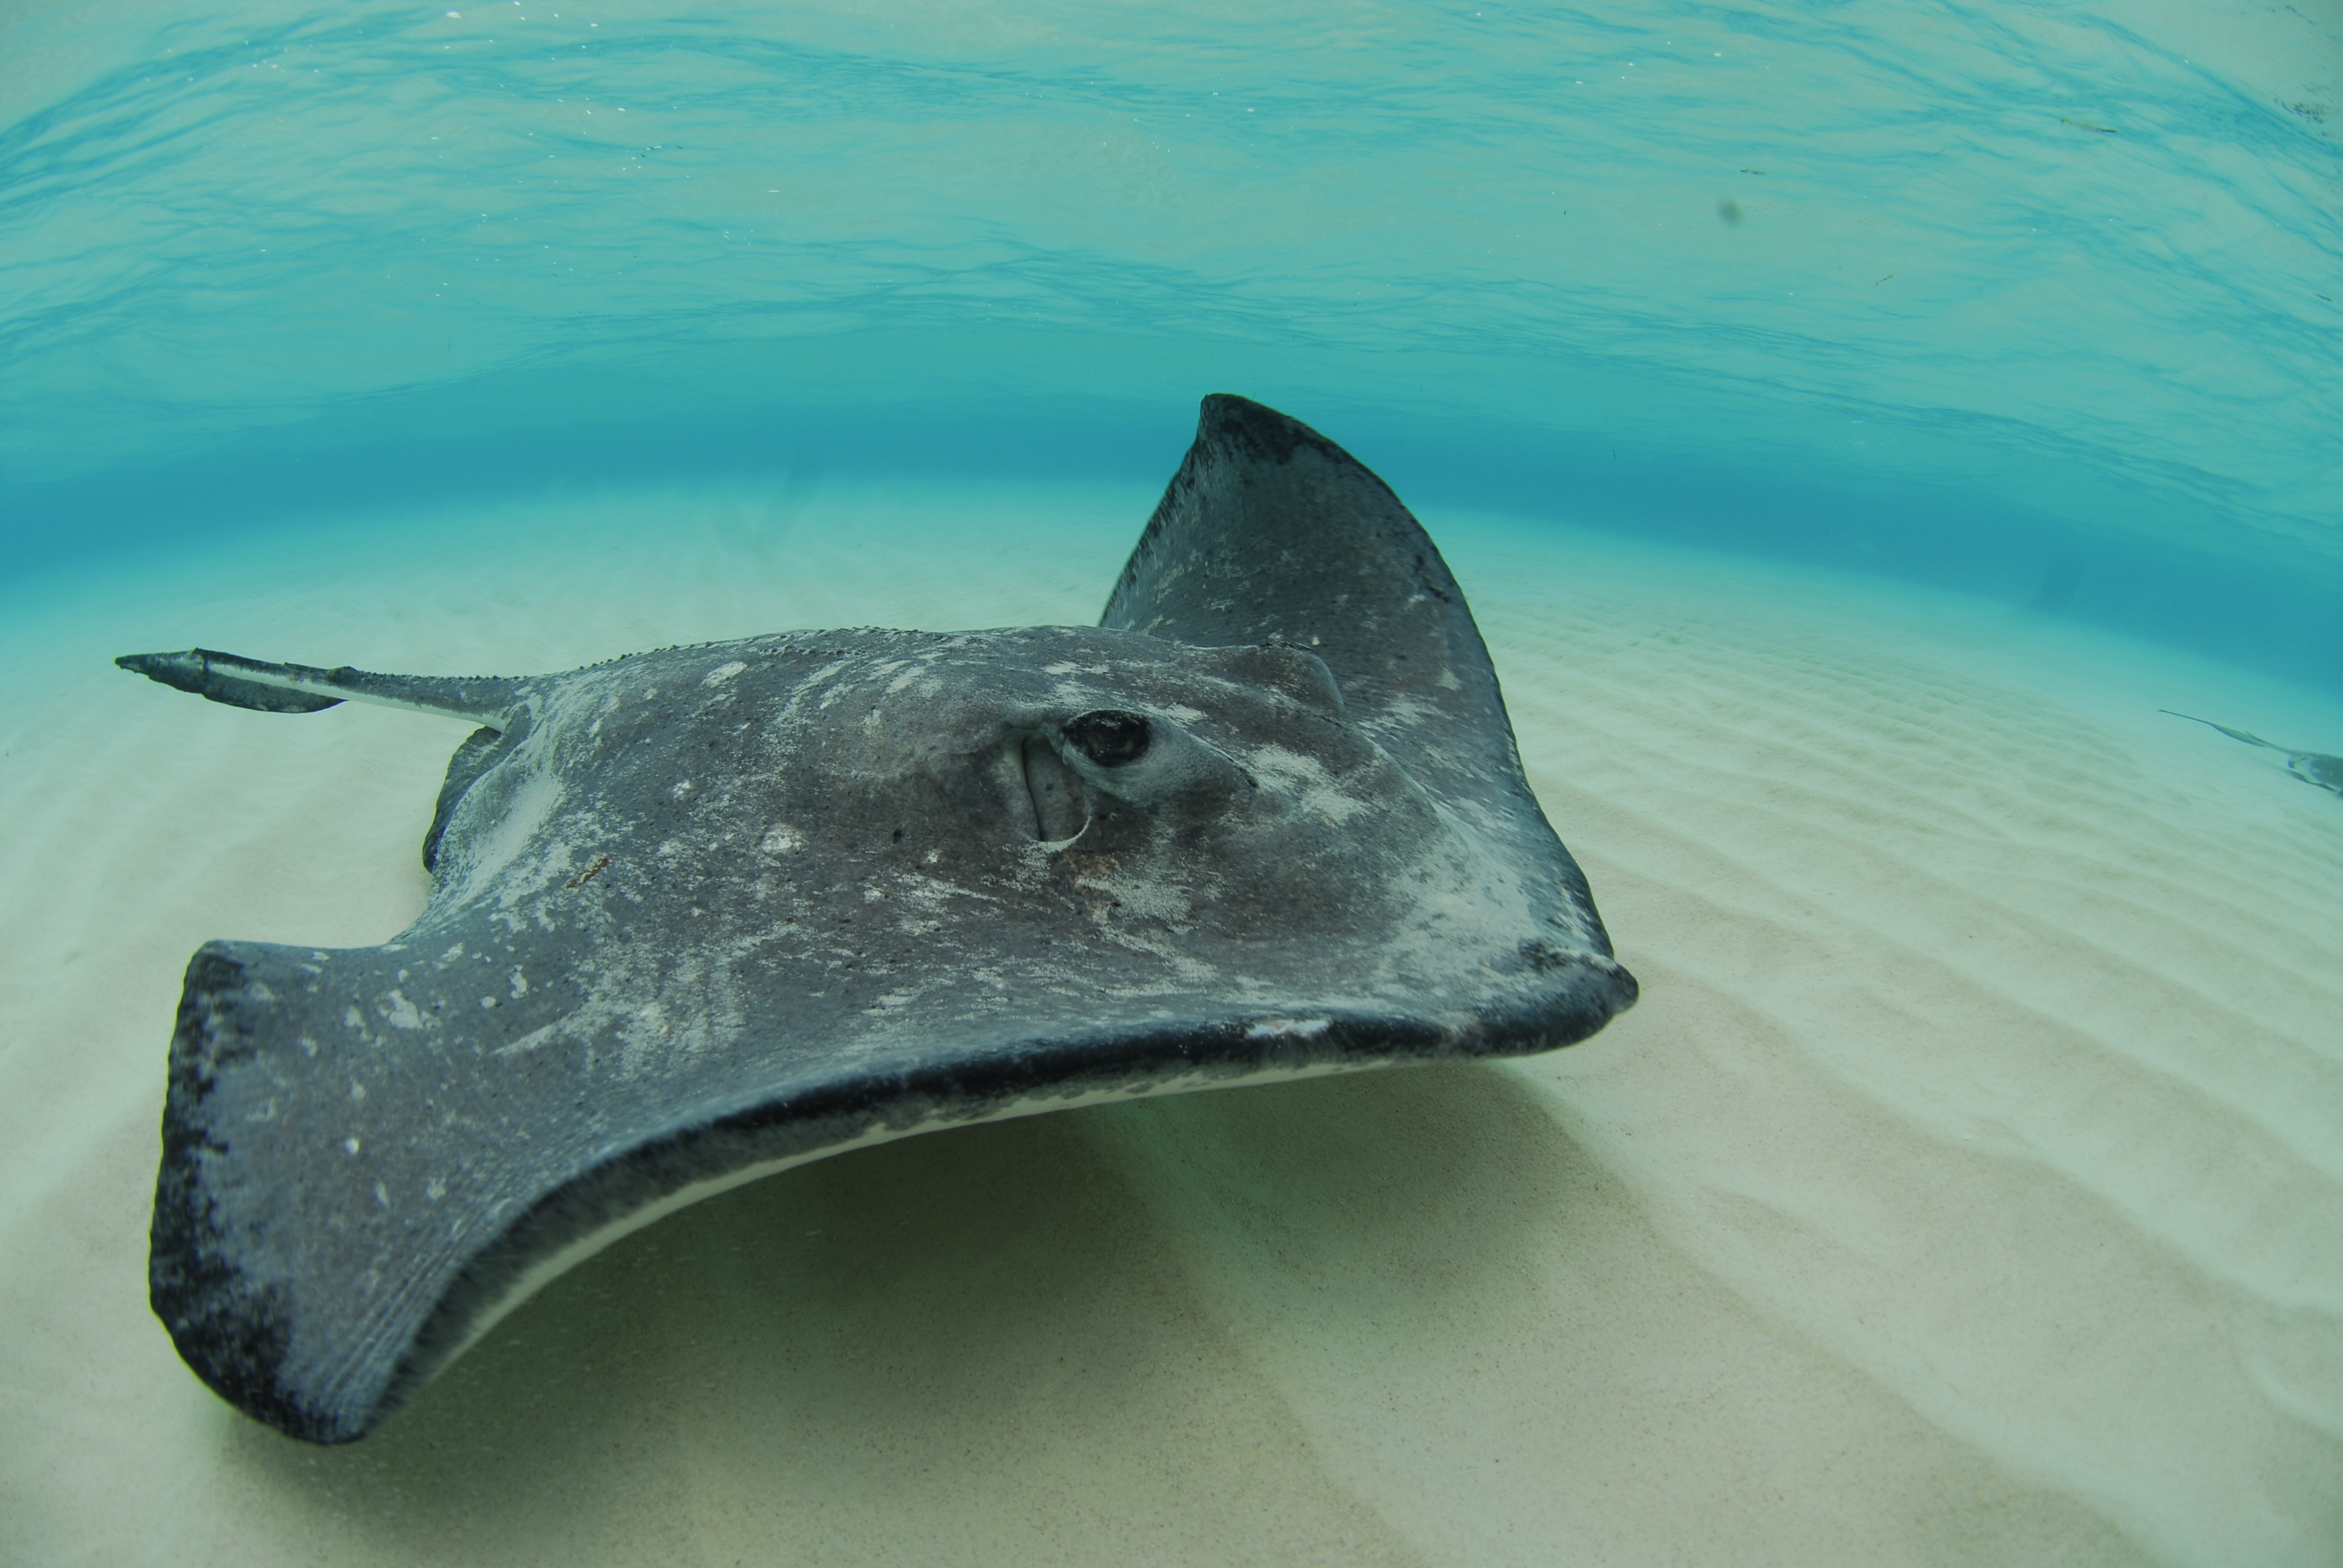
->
[
  {"left": 892, "top": 827, "right": 904, "bottom": 843},
  {"left": 1064, "top": 711, "right": 1150, "bottom": 767},
  {"left": 563, "top": 855, "right": 611, "bottom": 890},
  {"left": 1411, "top": 553, "right": 1453, "bottom": 603}
]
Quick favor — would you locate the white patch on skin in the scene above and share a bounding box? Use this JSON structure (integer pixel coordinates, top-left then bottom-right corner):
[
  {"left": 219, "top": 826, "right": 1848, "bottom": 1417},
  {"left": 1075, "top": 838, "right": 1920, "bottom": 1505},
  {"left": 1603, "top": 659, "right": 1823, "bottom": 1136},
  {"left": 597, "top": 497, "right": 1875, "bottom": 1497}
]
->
[
  {"left": 505, "top": 936, "right": 775, "bottom": 1079},
  {"left": 890, "top": 872, "right": 995, "bottom": 910},
  {"left": 671, "top": 779, "right": 696, "bottom": 800},
  {"left": 1375, "top": 692, "right": 1443, "bottom": 729},
  {"left": 509, "top": 968, "right": 529, "bottom": 999},
  {"left": 381, "top": 991, "right": 424, "bottom": 1031},
  {"left": 700, "top": 660, "right": 747, "bottom": 687},
  {"left": 1046, "top": 874, "right": 1219, "bottom": 986},
  {"left": 491, "top": 834, "right": 586, "bottom": 913},
  {"left": 619, "top": 999, "right": 670, "bottom": 1062},
  {"left": 759, "top": 825, "right": 805, "bottom": 855},
  {"left": 1077, "top": 867, "right": 1193, "bottom": 926},
  {"left": 498, "top": 1019, "right": 562, "bottom": 1057},
  {"left": 1164, "top": 951, "right": 1220, "bottom": 985},
  {"left": 1244, "top": 743, "right": 1371, "bottom": 824},
  {"left": 799, "top": 658, "right": 853, "bottom": 693},
  {"left": 1247, "top": 1017, "right": 1332, "bottom": 1040},
  {"left": 456, "top": 770, "right": 566, "bottom": 906}
]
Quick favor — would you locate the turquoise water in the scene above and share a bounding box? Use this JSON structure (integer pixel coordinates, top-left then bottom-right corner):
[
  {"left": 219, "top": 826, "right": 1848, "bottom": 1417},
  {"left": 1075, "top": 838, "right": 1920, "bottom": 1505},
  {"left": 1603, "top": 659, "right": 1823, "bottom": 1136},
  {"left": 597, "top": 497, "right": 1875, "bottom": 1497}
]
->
[
  {"left": 6, "top": 5, "right": 2343, "bottom": 1563},
  {"left": 3, "top": 0, "right": 2338, "bottom": 685}
]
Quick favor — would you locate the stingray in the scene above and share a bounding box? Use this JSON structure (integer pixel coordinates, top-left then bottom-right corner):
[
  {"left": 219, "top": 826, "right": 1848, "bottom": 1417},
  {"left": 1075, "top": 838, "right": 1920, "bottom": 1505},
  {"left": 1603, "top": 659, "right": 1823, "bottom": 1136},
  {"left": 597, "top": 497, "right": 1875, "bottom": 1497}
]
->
[
  {"left": 2161, "top": 710, "right": 2343, "bottom": 798},
  {"left": 118, "top": 393, "right": 1636, "bottom": 1444}
]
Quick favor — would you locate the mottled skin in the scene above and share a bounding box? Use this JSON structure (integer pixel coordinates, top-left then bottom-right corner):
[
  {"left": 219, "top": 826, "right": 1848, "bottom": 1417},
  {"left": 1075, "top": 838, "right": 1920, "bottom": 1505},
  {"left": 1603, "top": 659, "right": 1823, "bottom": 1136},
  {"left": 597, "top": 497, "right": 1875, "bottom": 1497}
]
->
[{"left": 121, "top": 395, "right": 1636, "bottom": 1443}]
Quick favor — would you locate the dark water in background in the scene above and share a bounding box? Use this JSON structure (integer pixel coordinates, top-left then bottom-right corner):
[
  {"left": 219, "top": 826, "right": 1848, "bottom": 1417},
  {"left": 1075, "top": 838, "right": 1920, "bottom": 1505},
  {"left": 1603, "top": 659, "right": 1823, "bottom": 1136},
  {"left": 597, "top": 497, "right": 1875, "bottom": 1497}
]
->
[{"left": 2, "top": 0, "right": 2338, "bottom": 687}]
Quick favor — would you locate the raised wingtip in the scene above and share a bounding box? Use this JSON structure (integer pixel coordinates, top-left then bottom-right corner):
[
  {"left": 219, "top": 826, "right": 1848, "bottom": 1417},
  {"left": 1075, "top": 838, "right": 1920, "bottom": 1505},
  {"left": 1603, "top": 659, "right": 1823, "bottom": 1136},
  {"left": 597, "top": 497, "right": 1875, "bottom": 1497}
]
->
[
  {"left": 1196, "top": 393, "right": 1355, "bottom": 468},
  {"left": 1199, "top": 391, "right": 1274, "bottom": 423}
]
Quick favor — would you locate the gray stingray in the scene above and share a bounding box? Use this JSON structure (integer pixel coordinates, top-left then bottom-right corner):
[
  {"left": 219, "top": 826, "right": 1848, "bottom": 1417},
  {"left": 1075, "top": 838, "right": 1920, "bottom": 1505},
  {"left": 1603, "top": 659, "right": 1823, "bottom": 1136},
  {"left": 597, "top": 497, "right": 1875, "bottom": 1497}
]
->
[
  {"left": 2161, "top": 710, "right": 2343, "bottom": 797},
  {"left": 119, "top": 393, "right": 1636, "bottom": 1445}
]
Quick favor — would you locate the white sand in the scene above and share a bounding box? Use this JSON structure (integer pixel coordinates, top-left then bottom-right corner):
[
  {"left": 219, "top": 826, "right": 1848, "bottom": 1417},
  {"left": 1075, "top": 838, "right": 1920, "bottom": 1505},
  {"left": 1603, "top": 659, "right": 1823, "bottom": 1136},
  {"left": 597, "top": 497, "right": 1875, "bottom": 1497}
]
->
[{"left": 1, "top": 485, "right": 2337, "bottom": 1566}]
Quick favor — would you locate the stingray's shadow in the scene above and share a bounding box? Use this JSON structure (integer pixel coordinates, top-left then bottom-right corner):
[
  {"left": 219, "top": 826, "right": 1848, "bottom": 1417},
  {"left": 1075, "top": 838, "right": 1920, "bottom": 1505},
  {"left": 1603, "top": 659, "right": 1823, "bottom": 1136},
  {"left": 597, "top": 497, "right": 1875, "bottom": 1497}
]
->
[{"left": 224, "top": 1062, "right": 1582, "bottom": 1547}]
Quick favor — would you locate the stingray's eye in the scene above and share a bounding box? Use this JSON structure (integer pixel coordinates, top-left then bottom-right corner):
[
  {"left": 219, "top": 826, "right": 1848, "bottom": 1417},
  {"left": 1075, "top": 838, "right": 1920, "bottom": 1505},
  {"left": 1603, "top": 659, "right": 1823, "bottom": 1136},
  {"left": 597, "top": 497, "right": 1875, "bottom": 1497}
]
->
[{"left": 1064, "top": 710, "right": 1150, "bottom": 767}]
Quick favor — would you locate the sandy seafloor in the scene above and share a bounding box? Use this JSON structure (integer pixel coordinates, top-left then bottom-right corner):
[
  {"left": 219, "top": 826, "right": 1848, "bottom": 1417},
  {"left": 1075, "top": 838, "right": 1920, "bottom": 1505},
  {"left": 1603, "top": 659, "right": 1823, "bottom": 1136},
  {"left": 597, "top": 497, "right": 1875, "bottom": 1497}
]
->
[{"left": 2, "top": 481, "right": 2338, "bottom": 1568}]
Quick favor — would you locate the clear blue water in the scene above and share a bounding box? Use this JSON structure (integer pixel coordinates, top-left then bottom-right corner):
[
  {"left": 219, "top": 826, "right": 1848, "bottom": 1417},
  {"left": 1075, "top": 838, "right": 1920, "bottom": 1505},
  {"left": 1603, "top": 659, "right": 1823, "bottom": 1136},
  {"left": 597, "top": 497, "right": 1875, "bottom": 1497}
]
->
[
  {"left": 7, "top": 8, "right": 2343, "bottom": 1559},
  {"left": 2, "top": 0, "right": 2337, "bottom": 688}
]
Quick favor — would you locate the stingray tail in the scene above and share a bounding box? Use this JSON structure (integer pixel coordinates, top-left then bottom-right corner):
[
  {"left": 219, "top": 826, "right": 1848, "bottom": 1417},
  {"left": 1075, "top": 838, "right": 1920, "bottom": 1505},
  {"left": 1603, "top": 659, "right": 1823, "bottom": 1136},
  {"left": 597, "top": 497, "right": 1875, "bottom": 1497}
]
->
[
  {"left": 116, "top": 649, "right": 528, "bottom": 726},
  {"left": 2158, "top": 710, "right": 2281, "bottom": 751}
]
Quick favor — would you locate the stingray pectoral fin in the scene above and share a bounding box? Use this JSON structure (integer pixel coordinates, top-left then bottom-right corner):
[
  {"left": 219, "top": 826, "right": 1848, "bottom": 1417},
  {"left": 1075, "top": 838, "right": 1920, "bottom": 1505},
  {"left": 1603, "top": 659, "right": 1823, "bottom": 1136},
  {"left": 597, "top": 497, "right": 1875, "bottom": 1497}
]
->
[
  {"left": 153, "top": 908, "right": 1634, "bottom": 1442},
  {"left": 155, "top": 935, "right": 922, "bottom": 1443},
  {"left": 117, "top": 648, "right": 527, "bottom": 725},
  {"left": 1106, "top": 396, "right": 1509, "bottom": 791},
  {"left": 154, "top": 935, "right": 663, "bottom": 1443},
  {"left": 152, "top": 939, "right": 476, "bottom": 1443}
]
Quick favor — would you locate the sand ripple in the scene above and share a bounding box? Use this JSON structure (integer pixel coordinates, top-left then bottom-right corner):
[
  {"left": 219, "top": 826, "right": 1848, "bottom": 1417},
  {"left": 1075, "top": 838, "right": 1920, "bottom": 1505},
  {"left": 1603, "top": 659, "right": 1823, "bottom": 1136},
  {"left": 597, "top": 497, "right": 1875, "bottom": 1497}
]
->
[
  {"left": 0, "top": 498, "right": 2336, "bottom": 1565},
  {"left": 1465, "top": 530, "right": 2343, "bottom": 1564}
]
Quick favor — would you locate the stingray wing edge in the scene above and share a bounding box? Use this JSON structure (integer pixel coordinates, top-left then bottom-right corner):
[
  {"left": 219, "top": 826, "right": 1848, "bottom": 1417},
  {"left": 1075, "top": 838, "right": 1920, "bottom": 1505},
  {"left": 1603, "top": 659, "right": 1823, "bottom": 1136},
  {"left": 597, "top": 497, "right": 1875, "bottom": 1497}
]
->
[{"left": 149, "top": 937, "right": 1633, "bottom": 1443}]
